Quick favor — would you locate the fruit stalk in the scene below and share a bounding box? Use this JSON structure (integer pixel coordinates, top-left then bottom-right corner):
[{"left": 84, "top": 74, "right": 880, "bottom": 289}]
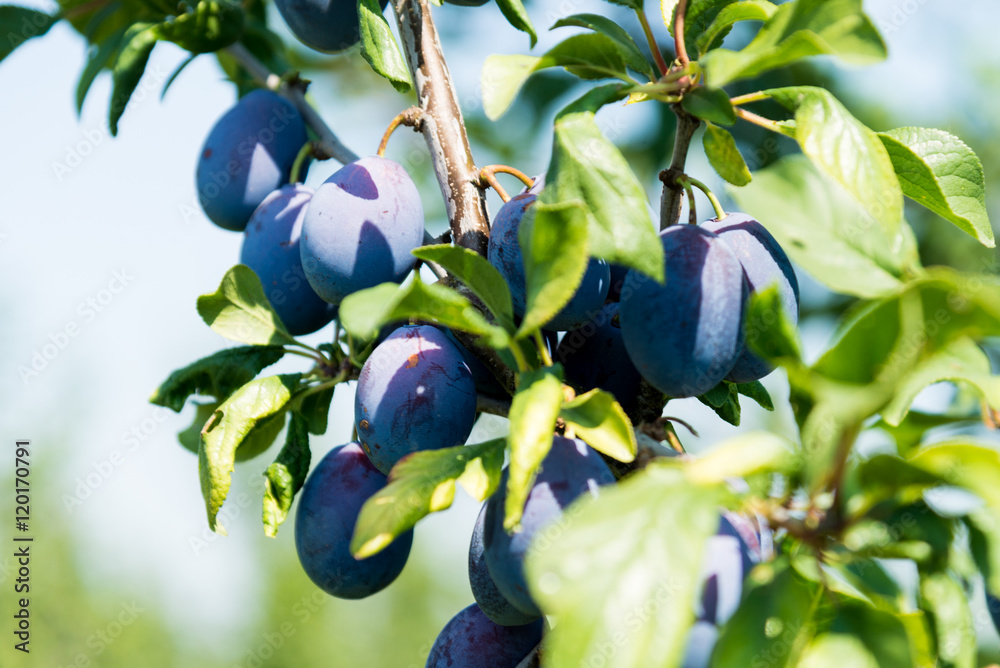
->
[
  {"left": 394, "top": 0, "right": 492, "bottom": 255},
  {"left": 222, "top": 43, "right": 359, "bottom": 165},
  {"left": 658, "top": 108, "right": 700, "bottom": 229}
]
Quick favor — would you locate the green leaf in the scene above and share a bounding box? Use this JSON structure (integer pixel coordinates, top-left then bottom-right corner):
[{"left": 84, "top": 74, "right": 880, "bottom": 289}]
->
[
  {"left": 873, "top": 411, "right": 962, "bottom": 454},
  {"left": 686, "top": 431, "right": 798, "bottom": 484},
  {"left": 199, "top": 373, "right": 300, "bottom": 533},
  {"left": 882, "top": 337, "right": 1000, "bottom": 427},
  {"left": 197, "top": 265, "right": 297, "bottom": 347},
  {"left": 605, "top": 0, "right": 641, "bottom": 11},
  {"left": 155, "top": 0, "right": 244, "bottom": 53},
  {"left": 552, "top": 14, "right": 655, "bottom": 80},
  {"left": 735, "top": 379, "right": 773, "bottom": 410},
  {"left": 351, "top": 439, "right": 504, "bottom": 558},
  {"left": 908, "top": 441, "right": 1000, "bottom": 511},
  {"left": 703, "top": 122, "right": 751, "bottom": 186},
  {"left": 76, "top": 31, "right": 123, "bottom": 114},
  {"left": 358, "top": 0, "right": 412, "bottom": 93},
  {"left": 967, "top": 510, "right": 1000, "bottom": 597},
  {"left": 518, "top": 202, "right": 589, "bottom": 337},
  {"left": 160, "top": 53, "right": 197, "bottom": 100},
  {"left": 556, "top": 83, "right": 629, "bottom": 118},
  {"left": 178, "top": 401, "right": 220, "bottom": 454},
  {"left": 495, "top": 0, "right": 536, "bottom": 46},
  {"left": 338, "top": 278, "right": 510, "bottom": 349},
  {"left": 0, "top": 5, "right": 57, "bottom": 64},
  {"left": 505, "top": 367, "right": 565, "bottom": 530},
  {"left": 542, "top": 112, "right": 664, "bottom": 282},
  {"left": 695, "top": 0, "right": 778, "bottom": 56},
  {"left": 560, "top": 389, "right": 636, "bottom": 463},
  {"left": 262, "top": 412, "right": 310, "bottom": 537},
  {"left": 150, "top": 345, "right": 285, "bottom": 411},
  {"left": 527, "top": 465, "right": 722, "bottom": 668},
  {"left": 682, "top": 86, "right": 736, "bottom": 126},
  {"left": 798, "top": 634, "right": 878, "bottom": 668},
  {"left": 109, "top": 22, "right": 159, "bottom": 136},
  {"left": 879, "top": 127, "right": 993, "bottom": 248},
  {"left": 411, "top": 245, "right": 514, "bottom": 331},
  {"left": 745, "top": 284, "right": 802, "bottom": 362},
  {"left": 730, "top": 154, "right": 919, "bottom": 298},
  {"left": 766, "top": 86, "right": 903, "bottom": 236},
  {"left": 701, "top": 0, "right": 886, "bottom": 87},
  {"left": 697, "top": 381, "right": 742, "bottom": 425},
  {"left": 712, "top": 559, "right": 822, "bottom": 666},
  {"left": 481, "top": 34, "right": 631, "bottom": 120},
  {"left": 667, "top": 0, "right": 738, "bottom": 58},
  {"left": 298, "top": 385, "right": 335, "bottom": 435},
  {"left": 919, "top": 572, "right": 976, "bottom": 668}
]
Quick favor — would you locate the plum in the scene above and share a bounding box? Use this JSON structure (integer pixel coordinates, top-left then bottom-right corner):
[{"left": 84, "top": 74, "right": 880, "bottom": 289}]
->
[
  {"left": 300, "top": 156, "right": 424, "bottom": 306},
  {"left": 487, "top": 193, "right": 610, "bottom": 331},
  {"left": 240, "top": 184, "right": 337, "bottom": 335},
  {"left": 607, "top": 264, "right": 629, "bottom": 302},
  {"left": 701, "top": 213, "right": 799, "bottom": 383},
  {"left": 555, "top": 302, "right": 642, "bottom": 416},
  {"left": 444, "top": 329, "right": 506, "bottom": 397},
  {"left": 697, "top": 513, "right": 758, "bottom": 625},
  {"left": 426, "top": 604, "right": 542, "bottom": 668},
  {"left": 294, "top": 443, "right": 412, "bottom": 599},
  {"left": 469, "top": 504, "right": 540, "bottom": 626},
  {"left": 483, "top": 436, "right": 615, "bottom": 616},
  {"left": 355, "top": 325, "right": 477, "bottom": 474},
  {"left": 989, "top": 594, "right": 1000, "bottom": 634},
  {"left": 619, "top": 225, "right": 747, "bottom": 398},
  {"left": 196, "top": 89, "right": 307, "bottom": 231},
  {"left": 275, "top": 0, "right": 389, "bottom": 53}
]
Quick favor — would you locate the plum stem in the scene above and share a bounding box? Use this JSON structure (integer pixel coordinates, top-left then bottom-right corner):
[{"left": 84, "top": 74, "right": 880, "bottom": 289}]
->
[
  {"left": 377, "top": 106, "right": 424, "bottom": 157},
  {"left": 730, "top": 91, "right": 770, "bottom": 106},
  {"left": 659, "top": 108, "right": 700, "bottom": 229},
  {"left": 533, "top": 331, "right": 553, "bottom": 366},
  {"left": 222, "top": 43, "right": 358, "bottom": 165},
  {"left": 673, "top": 0, "right": 690, "bottom": 66},
  {"left": 684, "top": 176, "right": 726, "bottom": 220},
  {"left": 735, "top": 107, "right": 790, "bottom": 135},
  {"left": 394, "top": 0, "right": 492, "bottom": 255},
  {"left": 289, "top": 142, "right": 313, "bottom": 185},
  {"left": 479, "top": 170, "right": 510, "bottom": 203},
  {"left": 478, "top": 165, "right": 535, "bottom": 202},
  {"left": 681, "top": 178, "right": 697, "bottom": 224},
  {"left": 509, "top": 342, "right": 530, "bottom": 374},
  {"left": 636, "top": 8, "right": 670, "bottom": 78}
]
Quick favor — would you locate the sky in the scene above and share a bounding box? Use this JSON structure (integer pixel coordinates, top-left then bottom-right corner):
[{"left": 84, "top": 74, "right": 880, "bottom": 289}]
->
[{"left": 1, "top": 0, "right": 998, "bottom": 659}]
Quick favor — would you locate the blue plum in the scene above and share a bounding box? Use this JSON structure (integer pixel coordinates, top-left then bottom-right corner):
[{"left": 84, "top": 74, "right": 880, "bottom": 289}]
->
[
  {"left": 619, "top": 225, "right": 747, "bottom": 398},
  {"left": 426, "top": 603, "right": 543, "bottom": 668},
  {"left": 300, "top": 156, "right": 424, "bottom": 306},
  {"left": 469, "top": 504, "right": 540, "bottom": 626},
  {"left": 487, "top": 193, "right": 610, "bottom": 331},
  {"left": 294, "top": 442, "right": 412, "bottom": 598},
  {"left": 697, "top": 513, "right": 758, "bottom": 625},
  {"left": 196, "top": 89, "right": 307, "bottom": 231},
  {"left": 240, "top": 184, "right": 337, "bottom": 335},
  {"left": 275, "top": 0, "right": 389, "bottom": 53},
  {"left": 355, "top": 325, "right": 477, "bottom": 474},
  {"left": 444, "top": 329, "right": 506, "bottom": 397},
  {"left": 988, "top": 594, "right": 1000, "bottom": 634},
  {"left": 483, "top": 436, "right": 615, "bottom": 616},
  {"left": 701, "top": 213, "right": 800, "bottom": 383},
  {"left": 556, "top": 302, "right": 642, "bottom": 416}
]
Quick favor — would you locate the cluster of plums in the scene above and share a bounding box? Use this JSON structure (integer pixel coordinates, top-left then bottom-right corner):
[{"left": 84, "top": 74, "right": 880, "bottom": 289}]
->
[{"left": 194, "top": 84, "right": 795, "bottom": 666}]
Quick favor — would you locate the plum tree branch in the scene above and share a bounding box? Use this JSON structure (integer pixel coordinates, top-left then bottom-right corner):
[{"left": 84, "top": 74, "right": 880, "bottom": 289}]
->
[
  {"left": 223, "top": 43, "right": 359, "bottom": 165},
  {"left": 658, "top": 108, "right": 700, "bottom": 229},
  {"left": 394, "top": 0, "right": 491, "bottom": 256}
]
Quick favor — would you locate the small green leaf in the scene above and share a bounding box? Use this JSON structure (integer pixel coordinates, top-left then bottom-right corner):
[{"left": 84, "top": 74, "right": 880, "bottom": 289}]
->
[
  {"left": 411, "top": 245, "right": 514, "bottom": 331},
  {"left": 494, "top": 0, "right": 536, "bottom": 46},
  {"left": 0, "top": 5, "right": 57, "bottom": 64},
  {"left": 919, "top": 572, "right": 976, "bottom": 668},
  {"left": 298, "top": 385, "right": 335, "bottom": 435},
  {"left": 766, "top": 86, "right": 903, "bottom": 236},
  {"left": 178, "top": 402, "right": 220, "bottom": 454},
  {"left": 150, "top": 345, "right": 285, "bottom": 411},
  {"left": 695, "top": 0, "right": 778, "bottom": 56},
  {"left": 731, "top": 155, "right": 920, "bottom": 298},
  {"left": 518, "top": 202, "right": 589, "bottom": 337},
  {"left": 701, "top": 0, "right": 886, "bottom": 87},
  {"left": 197, "top": 265, "right": 297, "bottom": 347},
  {"left": 873, "top": 411, "right": 962, "bottom": 454},
  {"left": 358, "top": 0, "right": 412, "bottom": 93},
  {"left": 160, "top": 54, "right": 197, "bottom": 100},
  {"left": 155, "top": 0, "right": 244, "bottom": 53},
  {"left": 798, "top": 634, "right": 878, "bottom": 668},
  {"left": 76, "top": 31, "right": 123, "bottom": 114},
  {"left": 697, "top": 381, "right": 742, "bottom": 425},
  {"left": 603, "top": 0, "right": 641, "bottom": 11},
  {"left": 735, "top": 379, "right": 773, "bottom": 411},
  {"left": 505, "top": 367, "right": 565, "bottom": 530},
  {"left": 199, "top": 373, "right": 300, "bottom": 533},
  {"left": 526, "top": 465, "right": 722, "bottom": 668},
  {"left": 350, "top": 439, "right": 504, "bottom": 558},
  {"left": 551, "top": 14, "right": 655, "bottom": 80},
  {"left": 704, "top": 122, "right": 751, "bottom": 186},
  {"left": 668, "top": 0, "right": 745, "bottom": 58},
  {"left": 745, "top": 284, "right": 802, "bottom": 362},
  {"left": 338, "top": 278, "right": 510, "bottom": 349},
  {"left": 262, "top": 412, "right": 311, "bottom": 537},
  {"left": 686, "top": 431, "right": 798, "bottom": 484},
  {"left": 879, "top": 127, "right": 993, "bottom": 248},
  {"left": 109, "top": 22, "right": 159, "bottom": 136},
  {"left": 542, "top": 112, "right": 664, "bottom": 282},
  {"left": 560, "top": 389, "right": 636, "bottom": 463},
  {"left": 682, "top": 86, "right": 736, "bottom": 126}
]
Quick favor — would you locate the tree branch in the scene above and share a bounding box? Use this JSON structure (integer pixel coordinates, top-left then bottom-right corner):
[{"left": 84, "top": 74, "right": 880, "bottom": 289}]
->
[
  {"left": 394, "top": 0, "right": 491, "bottom": 255},
  {"left": 658, "top": 107, "right": 700, "bottom": 229},
  {"left": 223, "top": 43, "right": 359, "bottom": 165}
]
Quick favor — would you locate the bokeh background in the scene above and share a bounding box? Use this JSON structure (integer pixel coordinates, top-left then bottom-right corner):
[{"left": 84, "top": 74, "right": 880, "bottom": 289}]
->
[{"left": 2, "top": 0, "right": 1000, "bottom": 665}]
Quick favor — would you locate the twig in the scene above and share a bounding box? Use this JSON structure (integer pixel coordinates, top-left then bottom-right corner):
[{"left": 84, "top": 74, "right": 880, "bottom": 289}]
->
[
  {"left": 477, "top": 394, "right": 512, "bottom": 417},
  {"left": 636, "top": 9, "right": 669, "bottom": 77},
  {"left": 377, "top": 106, "right": 425, "bottom": 157},
  {"left": 673, "top": 0, "right": 690, "bottom": 66},
  {"left": 223, "top": 43, "right": 358, "bottom": 165},
  {"left": 658, "top": 108, "right": 700, "bottom": 229},
  {"left": 394, "top": 0, "right": 491, "bottom": 255}
]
